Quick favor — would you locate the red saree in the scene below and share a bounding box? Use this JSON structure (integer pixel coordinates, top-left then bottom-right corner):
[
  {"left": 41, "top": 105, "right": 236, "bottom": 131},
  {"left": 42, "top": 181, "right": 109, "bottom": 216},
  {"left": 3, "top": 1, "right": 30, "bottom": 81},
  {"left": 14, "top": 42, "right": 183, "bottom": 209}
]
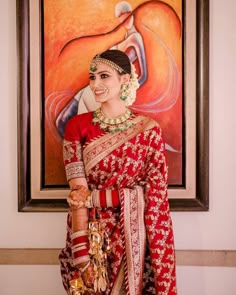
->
[{"left": 59, "top": 111, "right": 177, "bottom": 294}]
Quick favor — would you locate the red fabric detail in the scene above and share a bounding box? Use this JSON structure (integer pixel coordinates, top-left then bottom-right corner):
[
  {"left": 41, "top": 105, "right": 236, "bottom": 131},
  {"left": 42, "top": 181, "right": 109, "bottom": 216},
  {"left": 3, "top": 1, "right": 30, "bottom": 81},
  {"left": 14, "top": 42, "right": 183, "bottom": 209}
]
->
[
  {"left": 71, "top": 236, "right": 88, "bottom": 246},
  {"left": 64, "top": 112, "right": 104, "bottom": 152},
  {"left": 72, "top": 271, "right": 79, "bottom": 280},
  {"left": 99, "top": 190, "right": 107, "bottom": 207},
  {"left": 111, "top": 190, "right": 120, "bottom": 207},
  {"left": 72, "top": 248, "right": 89, "bottom": 259}
]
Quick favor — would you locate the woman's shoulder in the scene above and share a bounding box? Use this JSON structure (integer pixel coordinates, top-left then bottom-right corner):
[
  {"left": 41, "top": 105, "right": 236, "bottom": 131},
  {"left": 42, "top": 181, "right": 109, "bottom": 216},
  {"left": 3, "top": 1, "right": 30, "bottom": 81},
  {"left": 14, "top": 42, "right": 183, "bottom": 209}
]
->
[
  {"left": 64, "top": 111, "right": 94, "bottom": 138},
  {"left": 134, "top": 112, "right": 162, "bottom": 132},
  {"left": 66, "top": 111, "right": 93, "bottom": 126}
]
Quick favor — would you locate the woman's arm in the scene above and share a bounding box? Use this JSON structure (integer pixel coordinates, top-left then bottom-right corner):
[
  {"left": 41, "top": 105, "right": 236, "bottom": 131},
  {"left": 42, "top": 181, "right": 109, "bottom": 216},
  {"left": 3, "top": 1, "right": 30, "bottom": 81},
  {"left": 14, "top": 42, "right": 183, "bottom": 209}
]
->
[
  {"left": 69, "top": 177, "right": 89, "bottom": 232},
  {"left": 62, "top": 116, "right": 95, "bottom": 290},
  {"left": 67, "top": 177, "right": 95, "bottom": 289}
]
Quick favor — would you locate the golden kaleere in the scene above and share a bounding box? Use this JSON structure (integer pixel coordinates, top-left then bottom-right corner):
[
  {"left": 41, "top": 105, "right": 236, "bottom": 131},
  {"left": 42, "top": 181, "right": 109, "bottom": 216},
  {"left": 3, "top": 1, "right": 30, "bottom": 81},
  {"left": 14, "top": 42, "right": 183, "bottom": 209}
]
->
[
  {"left": 69, "top": 275, "right": 92, "bottom": 295},
  {"left": 88, "top": 218, "right": 111, "bottom": 292}
]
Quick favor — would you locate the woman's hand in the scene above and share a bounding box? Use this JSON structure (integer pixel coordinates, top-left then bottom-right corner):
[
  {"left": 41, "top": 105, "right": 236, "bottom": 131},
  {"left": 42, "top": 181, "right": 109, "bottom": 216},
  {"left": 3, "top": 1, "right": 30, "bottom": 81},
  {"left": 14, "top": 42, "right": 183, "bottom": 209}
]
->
[{"left": 68, "top": 185, "right": 91, "bottom": 208}]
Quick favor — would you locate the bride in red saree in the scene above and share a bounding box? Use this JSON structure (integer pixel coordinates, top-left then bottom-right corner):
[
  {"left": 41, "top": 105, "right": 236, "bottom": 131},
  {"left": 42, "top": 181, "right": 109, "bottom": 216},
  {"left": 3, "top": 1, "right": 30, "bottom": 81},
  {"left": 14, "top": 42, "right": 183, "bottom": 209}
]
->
[{"left": 59, "top": 49, "right": 177, "bottom": 294}]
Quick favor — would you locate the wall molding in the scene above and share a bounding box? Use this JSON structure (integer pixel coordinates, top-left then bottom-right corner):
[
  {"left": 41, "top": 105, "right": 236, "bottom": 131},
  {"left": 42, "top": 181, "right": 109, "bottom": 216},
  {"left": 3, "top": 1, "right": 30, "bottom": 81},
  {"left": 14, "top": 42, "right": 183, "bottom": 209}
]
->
[{"left": 0, "top": 249, "right": 236, "bottom": 266}]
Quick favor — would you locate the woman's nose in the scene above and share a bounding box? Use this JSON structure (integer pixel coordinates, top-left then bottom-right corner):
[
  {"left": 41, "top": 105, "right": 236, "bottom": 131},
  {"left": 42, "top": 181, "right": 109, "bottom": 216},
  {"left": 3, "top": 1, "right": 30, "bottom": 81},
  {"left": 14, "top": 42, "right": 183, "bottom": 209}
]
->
[{"left": 91, "top": 78, "right": 100, "bottom": 87}]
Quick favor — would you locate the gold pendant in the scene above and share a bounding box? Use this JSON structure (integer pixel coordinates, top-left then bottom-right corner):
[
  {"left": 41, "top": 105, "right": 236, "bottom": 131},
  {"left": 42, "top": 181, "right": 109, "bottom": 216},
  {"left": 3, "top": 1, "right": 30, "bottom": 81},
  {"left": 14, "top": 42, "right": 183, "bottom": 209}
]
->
[{"left": 92, "top": 108, "right": 133, "bottom": 132}]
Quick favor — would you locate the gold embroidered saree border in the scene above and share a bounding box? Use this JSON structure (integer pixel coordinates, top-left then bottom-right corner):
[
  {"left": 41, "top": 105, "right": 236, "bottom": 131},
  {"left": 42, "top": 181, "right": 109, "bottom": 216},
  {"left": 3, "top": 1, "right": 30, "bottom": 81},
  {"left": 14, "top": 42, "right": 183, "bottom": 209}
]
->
[
  {"left": 110, "top": 261, "right": 125, "bottom": 295},
  {"left": 122, "top": 186, "right": 146, "bottom": 294},
  {"left": 83, "top": 115, "right": 157, "bottom": 174}
]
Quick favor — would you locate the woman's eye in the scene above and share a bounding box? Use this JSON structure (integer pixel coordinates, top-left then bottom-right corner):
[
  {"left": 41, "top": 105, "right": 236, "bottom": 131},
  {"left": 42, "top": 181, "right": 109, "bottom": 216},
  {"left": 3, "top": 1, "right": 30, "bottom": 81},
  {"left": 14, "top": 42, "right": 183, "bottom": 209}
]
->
[
  {"left": 89, "top": 75, "right": 95, "bottom": 80},
  {"left": 101, "top": 73, "right": 109, "bottom": 79}
]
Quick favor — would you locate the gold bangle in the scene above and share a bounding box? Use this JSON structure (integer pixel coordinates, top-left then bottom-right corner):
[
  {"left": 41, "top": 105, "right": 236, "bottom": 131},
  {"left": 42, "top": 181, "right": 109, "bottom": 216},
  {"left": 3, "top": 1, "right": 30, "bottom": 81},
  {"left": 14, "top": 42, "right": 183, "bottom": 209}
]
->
[{"left": 67, "top": 194, "right": 93, "bottom": 209}]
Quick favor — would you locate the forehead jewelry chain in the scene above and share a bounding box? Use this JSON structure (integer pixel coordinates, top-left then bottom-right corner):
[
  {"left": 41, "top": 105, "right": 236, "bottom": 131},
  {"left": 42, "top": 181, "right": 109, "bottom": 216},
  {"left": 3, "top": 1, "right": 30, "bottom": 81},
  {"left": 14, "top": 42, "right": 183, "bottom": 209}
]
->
[{"left": 90, "top": 55, "right": 125, "bottom": 74}]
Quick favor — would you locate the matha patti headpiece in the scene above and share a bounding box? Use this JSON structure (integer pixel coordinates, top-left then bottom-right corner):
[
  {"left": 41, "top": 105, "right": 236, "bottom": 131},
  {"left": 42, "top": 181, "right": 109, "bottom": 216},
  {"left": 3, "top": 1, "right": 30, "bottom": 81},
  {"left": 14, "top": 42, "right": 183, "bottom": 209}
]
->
[{"left": 90, "top": 55, "right": 126, "bottom": 74}]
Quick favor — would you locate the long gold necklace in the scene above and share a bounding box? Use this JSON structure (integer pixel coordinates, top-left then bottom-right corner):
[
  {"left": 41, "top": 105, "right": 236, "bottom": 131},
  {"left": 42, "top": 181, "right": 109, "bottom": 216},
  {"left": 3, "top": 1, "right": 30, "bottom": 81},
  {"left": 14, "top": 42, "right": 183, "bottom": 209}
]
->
[{"left": 92, "top": 108, "right": 134, "bottom": 132}]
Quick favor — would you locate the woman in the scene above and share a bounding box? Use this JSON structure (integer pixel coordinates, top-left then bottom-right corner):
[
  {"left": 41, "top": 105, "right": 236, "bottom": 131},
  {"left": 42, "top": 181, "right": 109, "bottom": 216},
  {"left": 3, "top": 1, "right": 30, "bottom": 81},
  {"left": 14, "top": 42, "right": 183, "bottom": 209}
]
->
[{"left": 59, "top": 49, "right": 177, "bottom": 294}]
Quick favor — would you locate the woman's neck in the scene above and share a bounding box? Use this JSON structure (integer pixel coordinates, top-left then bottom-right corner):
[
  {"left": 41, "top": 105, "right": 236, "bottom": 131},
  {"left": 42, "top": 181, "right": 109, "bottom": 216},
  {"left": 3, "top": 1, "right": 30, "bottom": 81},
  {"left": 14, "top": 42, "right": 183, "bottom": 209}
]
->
[{"left": 100, "top": 101, "right": 127, "bottom": 118}]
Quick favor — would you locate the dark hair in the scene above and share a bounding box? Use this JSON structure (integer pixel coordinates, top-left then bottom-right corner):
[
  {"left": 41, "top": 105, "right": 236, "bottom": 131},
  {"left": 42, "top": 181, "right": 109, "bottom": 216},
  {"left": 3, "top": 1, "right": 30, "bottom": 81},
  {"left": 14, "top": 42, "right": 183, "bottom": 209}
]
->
[{"left": 98, "top": 49, "right": 131, "bottom": 74}]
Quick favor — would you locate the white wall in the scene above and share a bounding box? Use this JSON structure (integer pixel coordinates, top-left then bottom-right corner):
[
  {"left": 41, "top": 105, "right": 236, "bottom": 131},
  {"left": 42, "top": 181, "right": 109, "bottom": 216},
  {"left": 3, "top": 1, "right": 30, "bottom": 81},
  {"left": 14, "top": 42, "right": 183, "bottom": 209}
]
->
[
  {"left": 0, "top": 0, "right": 236, "bottom": 294},
  {"left": 172, "top": 0, "right": 236, "bottom": 252}
]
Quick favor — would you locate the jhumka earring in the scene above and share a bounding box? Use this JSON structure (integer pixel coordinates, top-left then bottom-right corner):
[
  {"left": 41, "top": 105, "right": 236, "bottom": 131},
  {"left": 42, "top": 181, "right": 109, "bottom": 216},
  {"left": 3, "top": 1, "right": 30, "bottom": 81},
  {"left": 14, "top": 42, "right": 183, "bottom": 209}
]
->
[
  {"left": 120, "top": 64, "right": 140, "bottom": 106},
  {"left": 120, "top": 83, "right": 129, "bottom": 101}
]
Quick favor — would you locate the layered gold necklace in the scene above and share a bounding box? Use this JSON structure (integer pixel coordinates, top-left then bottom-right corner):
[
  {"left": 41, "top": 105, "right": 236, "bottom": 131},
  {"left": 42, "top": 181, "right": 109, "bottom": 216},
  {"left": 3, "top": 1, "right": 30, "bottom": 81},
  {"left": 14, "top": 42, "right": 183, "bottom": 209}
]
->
[{"left": 92, "top": 108, "right": 134, "bottom": 133}]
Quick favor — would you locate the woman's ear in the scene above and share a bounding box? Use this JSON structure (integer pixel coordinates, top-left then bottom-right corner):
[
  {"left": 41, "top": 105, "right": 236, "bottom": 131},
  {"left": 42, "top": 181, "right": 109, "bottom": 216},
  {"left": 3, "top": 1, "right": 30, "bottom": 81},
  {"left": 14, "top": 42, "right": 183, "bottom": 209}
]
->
[{"left": 121, "top": 73, "right": 130, "bottom": 84}]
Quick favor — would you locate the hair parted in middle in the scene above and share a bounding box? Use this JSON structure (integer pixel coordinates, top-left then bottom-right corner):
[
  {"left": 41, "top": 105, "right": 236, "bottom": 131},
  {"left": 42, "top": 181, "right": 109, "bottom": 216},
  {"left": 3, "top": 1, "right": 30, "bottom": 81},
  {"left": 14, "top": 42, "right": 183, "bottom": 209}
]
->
[{"left": 90, "top": 49, "right": 131, "bottom": 75}]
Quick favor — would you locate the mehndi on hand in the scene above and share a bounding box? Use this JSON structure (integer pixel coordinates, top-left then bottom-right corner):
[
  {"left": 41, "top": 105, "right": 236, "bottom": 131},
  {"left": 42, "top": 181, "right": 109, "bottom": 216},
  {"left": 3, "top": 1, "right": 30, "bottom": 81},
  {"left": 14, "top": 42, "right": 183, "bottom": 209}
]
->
[{"left": 67, "top": 185, "right": 92, "bottom": 209}]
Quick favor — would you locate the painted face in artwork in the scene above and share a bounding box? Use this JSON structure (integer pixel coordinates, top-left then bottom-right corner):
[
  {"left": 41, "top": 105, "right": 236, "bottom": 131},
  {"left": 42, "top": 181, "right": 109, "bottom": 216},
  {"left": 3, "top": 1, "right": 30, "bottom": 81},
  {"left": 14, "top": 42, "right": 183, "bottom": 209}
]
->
[{"left": 89, "top": 63, "right": 128, "bottom": 104}]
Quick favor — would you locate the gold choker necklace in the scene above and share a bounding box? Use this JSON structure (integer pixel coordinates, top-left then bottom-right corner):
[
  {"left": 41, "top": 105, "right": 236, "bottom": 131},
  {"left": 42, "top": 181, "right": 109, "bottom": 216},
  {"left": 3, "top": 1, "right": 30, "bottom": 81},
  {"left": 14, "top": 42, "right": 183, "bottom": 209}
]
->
[{"left": 92, "top": 108, "right": 134, "bottom": 132}]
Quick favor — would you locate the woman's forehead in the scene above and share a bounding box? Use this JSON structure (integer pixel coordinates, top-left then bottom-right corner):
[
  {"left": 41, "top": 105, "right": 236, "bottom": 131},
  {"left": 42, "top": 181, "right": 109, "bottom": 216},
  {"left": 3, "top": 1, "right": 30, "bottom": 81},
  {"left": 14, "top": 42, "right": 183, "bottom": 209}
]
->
[{"left": 90, "top": 62, "right": 115, "bottom": 73}]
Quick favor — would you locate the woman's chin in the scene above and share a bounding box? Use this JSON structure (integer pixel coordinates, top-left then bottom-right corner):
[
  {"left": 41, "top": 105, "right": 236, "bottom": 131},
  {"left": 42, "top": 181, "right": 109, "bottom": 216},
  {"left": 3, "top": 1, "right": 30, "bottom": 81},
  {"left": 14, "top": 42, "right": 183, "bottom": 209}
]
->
[{"left": 95, "top": 96, "right": 108, "bottom": 103}]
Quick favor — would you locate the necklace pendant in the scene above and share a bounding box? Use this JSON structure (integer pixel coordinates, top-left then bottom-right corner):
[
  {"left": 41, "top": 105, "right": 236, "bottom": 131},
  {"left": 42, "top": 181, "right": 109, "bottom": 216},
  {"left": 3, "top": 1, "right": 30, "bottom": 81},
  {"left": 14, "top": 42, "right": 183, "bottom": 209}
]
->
[
  {"left": 109, "top": 125, "right": 117, "bottom": 132},
  {"left": 115, "top": 118, "right": 121, "bottom": 124},
  {"left": 100, "top": 123, "right": 108, "bottom": 130},
  {"left": 119, "top": 124, "right": 126, "bottom": 132},
  {"left": 103, "top": 117, "right": 109, "bottom": 124},
  {"left": 92, "top": 108, "right": 134, "bottom": 133}
]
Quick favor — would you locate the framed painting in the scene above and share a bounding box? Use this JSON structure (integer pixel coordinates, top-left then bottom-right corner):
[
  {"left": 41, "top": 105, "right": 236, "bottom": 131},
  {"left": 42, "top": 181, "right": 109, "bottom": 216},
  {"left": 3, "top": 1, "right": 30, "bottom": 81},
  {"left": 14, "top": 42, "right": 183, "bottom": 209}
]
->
[{"left": 17, "top": 0, "right": 209, "bottom": 212}]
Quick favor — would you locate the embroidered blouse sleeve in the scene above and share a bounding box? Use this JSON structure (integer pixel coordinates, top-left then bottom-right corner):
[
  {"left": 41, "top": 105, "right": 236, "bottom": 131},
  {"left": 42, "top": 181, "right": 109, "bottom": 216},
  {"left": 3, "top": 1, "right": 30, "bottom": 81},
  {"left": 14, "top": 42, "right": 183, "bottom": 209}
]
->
[
  {"left": 144, "top": 125, "right": 177, "bottom": 294},
  {"left": 63, "top": 116, "right": 86, "bottom": 181}
]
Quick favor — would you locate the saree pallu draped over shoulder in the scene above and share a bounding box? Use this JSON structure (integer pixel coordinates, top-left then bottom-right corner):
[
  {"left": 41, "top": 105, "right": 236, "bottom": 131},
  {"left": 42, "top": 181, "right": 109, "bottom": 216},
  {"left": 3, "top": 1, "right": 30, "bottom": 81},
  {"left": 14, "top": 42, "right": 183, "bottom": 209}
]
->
[
  {"left": 60, "top": 112, "right": 177, "bottom": 294},
  {"left": 82, "top": 116, "right": 156, "bottom": 175}
]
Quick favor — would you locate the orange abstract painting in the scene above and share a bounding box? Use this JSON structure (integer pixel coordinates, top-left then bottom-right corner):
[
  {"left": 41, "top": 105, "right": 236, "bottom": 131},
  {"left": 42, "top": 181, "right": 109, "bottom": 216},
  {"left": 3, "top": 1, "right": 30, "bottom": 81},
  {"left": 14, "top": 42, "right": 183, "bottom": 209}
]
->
[{"left": 43, "top": 0, "right": 182, "bottom": 186}]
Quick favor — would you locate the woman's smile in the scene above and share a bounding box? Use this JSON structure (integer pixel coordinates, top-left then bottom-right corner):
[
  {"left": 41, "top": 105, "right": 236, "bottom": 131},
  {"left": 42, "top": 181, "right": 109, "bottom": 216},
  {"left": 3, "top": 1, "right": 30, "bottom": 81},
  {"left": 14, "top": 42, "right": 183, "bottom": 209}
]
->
[{"left": 93, "top": 86, "right": 108, "bottom": 97}]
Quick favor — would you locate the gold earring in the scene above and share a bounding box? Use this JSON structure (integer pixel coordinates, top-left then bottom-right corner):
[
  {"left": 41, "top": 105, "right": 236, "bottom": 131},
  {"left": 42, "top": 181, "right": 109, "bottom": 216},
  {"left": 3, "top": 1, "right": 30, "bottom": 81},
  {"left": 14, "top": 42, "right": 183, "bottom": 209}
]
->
[{"left": 120, "top": 84, "right": 129, "bottom": 101}]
